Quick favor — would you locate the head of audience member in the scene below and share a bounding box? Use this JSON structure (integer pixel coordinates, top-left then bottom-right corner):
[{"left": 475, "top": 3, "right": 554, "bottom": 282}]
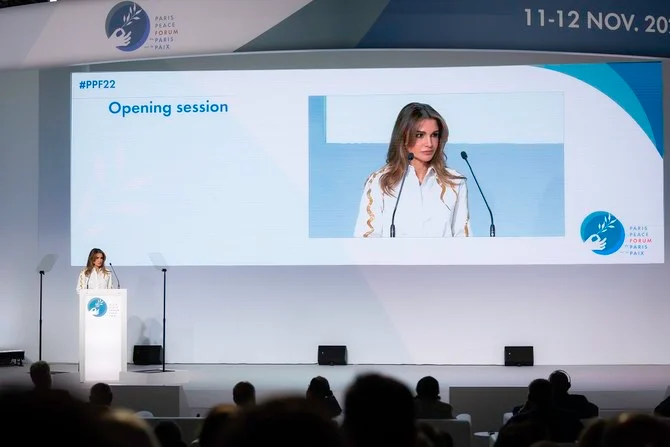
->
[
  {"left": 233, "top": 381, "right": 256, "bottom": 408},
  {"left": 198, "top": 404, "right": 237, "bottom": 447},
  {"left": 416, "top": 376, "right": 441, "bottom": 401},
  {"left": 306, "top": 376, "right": 342, "bottom": 419},
  {"left": 29, "top": 360, "right": 52, "bottom": 390},
  {"left": 343, "top": 373, "right": 417, "bottom": 447},
  {"left": 90, "top": 382, "right": 113, "bottom": 407},
  {"left": 154, "top": 420, "right": 187, "bottom": 447},
  {"left": 548, "top": 370, "right": 571, "bottom": 396},
  {"left": 221, "top": 397, "right": 344, "bottom": 447},
  {"left": 526, "top": 379, "right": 553, "bottom": 411},
  {"left": 0, "top": 387, "right": 113, "bottom": 447},
  {"left": 600, "top": 413, "right": 670, "bottom": 447},
  {"left": 307, "top": 376, "right": 333, "bottom": 400},
  {"left": 578, "top": 418, "right": 608, "bottom": 447},
  {"left": 99, "top": 408, "right": 160, "bottom": 447}
]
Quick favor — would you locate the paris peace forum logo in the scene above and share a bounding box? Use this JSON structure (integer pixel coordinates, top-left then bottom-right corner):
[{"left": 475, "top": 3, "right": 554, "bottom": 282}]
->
[
  {"left": 580, "top": 211, "right": 625, "bottom": 256},
  {"left": 105, "top": 1, "right": 151, "bottom": 52},
  {"left": 87, "top": 297, "right": 108, "bottom": 318}
]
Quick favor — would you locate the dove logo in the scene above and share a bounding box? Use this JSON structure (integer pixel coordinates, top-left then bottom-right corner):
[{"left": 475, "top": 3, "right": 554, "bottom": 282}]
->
[
  {"left": 105, "top": 1, "right": 151, "bottom": 52},
  {"left": 87, "top": 297, "right": 108, "bottom": 318},
  {"left": 580, "top": 211, "right": 625, "bottom": 256}
]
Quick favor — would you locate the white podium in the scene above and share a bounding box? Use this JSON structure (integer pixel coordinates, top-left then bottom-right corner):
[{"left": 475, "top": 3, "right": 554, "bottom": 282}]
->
[{"left": 78, "top": 288, "right": 127, "bottom": 383}]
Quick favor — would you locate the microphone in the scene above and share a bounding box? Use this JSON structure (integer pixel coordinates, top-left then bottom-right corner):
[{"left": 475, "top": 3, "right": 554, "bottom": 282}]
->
[
  {"left": 460, "top": 151, "right": 495, "bottom": 237},
  {"left": 390, "top": 153, "right": 414, "bottom": 238},
  {"left": 109, "top": 262, "right": 121, "bottom": 289}
]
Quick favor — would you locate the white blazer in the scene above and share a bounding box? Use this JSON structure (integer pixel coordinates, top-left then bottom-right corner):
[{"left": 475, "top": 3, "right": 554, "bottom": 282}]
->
[
  {"left": 354, "top": 165, "right": 471, "bottom": 238},
  {"left": 76, "top": 267, "right": 113, "bottom": 292}
]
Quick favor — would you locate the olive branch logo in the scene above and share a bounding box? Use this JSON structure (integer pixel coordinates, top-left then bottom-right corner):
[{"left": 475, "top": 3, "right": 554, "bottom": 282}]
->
[
  {"left": 121, "top": 3, "right": 143, "bottom": 29},
  {"left": 596, "top": 213, "right": 617, "bottom": 235}
]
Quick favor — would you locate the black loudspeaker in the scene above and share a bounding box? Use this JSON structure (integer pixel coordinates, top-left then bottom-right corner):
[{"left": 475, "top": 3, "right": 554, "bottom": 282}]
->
[
  {"left": 505, "top": 346, "right": 534, "bottom": 366},
  {"left": 318, "top": 345, "right": 347, "bottom": 365},
  {"left": 133, "top": 345, "right": 163, "bottom": 365}
]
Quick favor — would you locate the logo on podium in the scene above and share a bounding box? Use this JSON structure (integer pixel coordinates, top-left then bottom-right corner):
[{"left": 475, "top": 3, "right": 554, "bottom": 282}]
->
[{"left": 87, "top": 297, "right": 108, "bottom": 318}]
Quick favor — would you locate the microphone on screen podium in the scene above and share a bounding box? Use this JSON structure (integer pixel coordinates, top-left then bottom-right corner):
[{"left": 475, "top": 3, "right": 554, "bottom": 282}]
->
[
  {"left": 390, "top": 152, "right": 414, "bottom": 238},
  {"left": 460, "top": 151, "right": 496, "bottom": 237},
  {"left": 109, "top": 262, "right": 121, "bottom": 289}
]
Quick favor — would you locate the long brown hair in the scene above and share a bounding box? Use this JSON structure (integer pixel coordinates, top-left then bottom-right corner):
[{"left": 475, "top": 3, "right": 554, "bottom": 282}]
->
[
  {"left": 85, "top": 248, "right": 108, "bottom": 277},
  {"left": 379, "top": 102, "right": 463, "bottom": 196}
]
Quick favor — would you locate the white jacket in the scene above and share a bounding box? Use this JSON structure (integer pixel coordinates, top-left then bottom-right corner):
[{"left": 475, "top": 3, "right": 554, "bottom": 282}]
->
[
  {"left": 77, "top": 267, "right": 113, "bottom": 292},
  {"left": 354, "top": 165, "right": 471, "bottom": 238}
]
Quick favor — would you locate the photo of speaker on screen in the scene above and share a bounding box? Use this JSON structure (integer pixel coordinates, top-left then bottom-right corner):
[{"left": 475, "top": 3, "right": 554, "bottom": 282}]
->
[
  {"left": 76, "top": 248, "right": 113, "bottom": 291},
  {"left": 353, "top": 102, "right": 470, "bottom": 238}
]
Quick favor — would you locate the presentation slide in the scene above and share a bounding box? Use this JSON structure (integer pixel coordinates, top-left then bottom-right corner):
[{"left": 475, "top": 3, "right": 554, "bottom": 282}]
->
[{"left": 70, "top": 62, "right": 664, "bottom": 266}]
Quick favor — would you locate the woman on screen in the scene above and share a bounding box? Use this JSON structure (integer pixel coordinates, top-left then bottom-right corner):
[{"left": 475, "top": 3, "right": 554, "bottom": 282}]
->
[
  {"left": 354, "top": 102, "right": 471, "bottom": 238},
  {"left": 76, "top": 248, "right": 113, "bottom": 291}
]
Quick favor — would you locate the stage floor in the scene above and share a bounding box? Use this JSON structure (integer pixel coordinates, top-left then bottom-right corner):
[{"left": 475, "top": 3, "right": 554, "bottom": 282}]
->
[
  {"left": 2, "top": 363, "right": 669, "bottom": 422},
  {"left": 2, "top": 363, "right": 670, "bottom": 390}
]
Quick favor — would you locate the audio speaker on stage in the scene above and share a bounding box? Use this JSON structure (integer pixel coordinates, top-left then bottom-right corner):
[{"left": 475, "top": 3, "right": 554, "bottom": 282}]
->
[
  {"left": 133, "top": 345, "right": 163, "bottom": 365},
  {"left": 505, "top": 346, "right": 534, "bottom": 366},
  {"left": 318, "top": 345, "right": 347, "bottom": 366}
]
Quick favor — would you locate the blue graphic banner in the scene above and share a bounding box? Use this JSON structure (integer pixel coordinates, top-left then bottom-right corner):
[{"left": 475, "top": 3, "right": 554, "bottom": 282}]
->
[{"left": 356, "top": 0, "right": 670, "bottom": 58}]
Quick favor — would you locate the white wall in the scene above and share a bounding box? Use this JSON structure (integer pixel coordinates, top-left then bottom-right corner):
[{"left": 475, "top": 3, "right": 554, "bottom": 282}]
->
[
  {"left": 2, "top": 50, "right": 669, "bottom": 365},
  {"left": 0, "top": 69, "right": 39, "bottom": 356}
]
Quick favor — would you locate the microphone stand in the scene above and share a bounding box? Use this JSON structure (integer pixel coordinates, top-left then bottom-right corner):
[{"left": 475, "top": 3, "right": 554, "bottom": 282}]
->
[
  {"left": 461, "top": 152, "right": 495, "bottom": 237},
  {"left": 390, "top": 153, "right": 414, "bottom": 237},
  {"left": 109, "top": 263, "right": 121, "bottom": 289},
  {"left": 38, "top": 270, "right": 44, "bottom": 361},
  {"left": 161, "top": 268, "right": 168, "bottom": 372}
]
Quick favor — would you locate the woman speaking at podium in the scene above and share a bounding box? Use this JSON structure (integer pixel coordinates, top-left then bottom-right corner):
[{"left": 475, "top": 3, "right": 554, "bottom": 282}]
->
[
  {"left": 76, "top": 248, "right": 113, "bottom": 291},
  {"left": 354, "top": 102, "right": 471, "bottom": 238}
]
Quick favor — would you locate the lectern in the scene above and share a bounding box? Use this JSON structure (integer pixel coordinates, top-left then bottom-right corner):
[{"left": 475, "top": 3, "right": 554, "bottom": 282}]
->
[{"left": 78, "top": 289, "right": 127, "bottom": 383}]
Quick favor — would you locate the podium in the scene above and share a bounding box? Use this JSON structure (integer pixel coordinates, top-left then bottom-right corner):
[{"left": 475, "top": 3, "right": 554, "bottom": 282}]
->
[{"left": 78, "top": 289, "right": 127, "bottom": 383}]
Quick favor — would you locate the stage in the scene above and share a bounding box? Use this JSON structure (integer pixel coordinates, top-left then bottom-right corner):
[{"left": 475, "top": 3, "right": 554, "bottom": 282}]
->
[{"left": 1, "top": 363, "right": 668, "bottom": 434}]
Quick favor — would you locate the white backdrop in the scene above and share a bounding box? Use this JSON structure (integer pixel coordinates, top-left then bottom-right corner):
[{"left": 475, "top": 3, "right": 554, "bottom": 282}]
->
[{"left": 1, "top": 49, "right": 669, "bottom": 365}]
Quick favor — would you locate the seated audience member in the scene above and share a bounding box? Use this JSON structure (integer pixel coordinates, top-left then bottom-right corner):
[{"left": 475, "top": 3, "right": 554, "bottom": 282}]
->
[
  {"left": 343, "top": 373, "right": 417, "bottom": 447},
  {"left": 0, "top": 387, "right": 113, "bottom": 447},
  {"left": 154, "top": 420, "right": 188, "bottom": 447},
  {"left": 512, "top": 370, "right": 598, "bottom": 418},
  {"left": 496, "top": 420, "right": 548, "bottom": 447},
  {"left": 29, "top": 360, "right": 70, "bottom": 398},
  {"left": 600, "top": 413, "right": 670, "bottom": 447},
  {"left": 100, "top": 408, "right": 160, "bottom": 447},
  {"left": 221, "top": 397, "right": 344, "bottom": 447},
  {"left": 89, "top": 382, "right": 114, "bottom": 415},
  {"left": 548, "top": 370, "right": 599, "bottom": 418},
  {"left": 414, "top": 376, "right": 454, "bottom": 419},
  {"left": 578, "top": 418, "right": 608, "bottom": 447},
  {"left": 194, "top": 404, "right": 237, "bottom": 447},
  {"left": 29, "top": 360, "right": 53, "bottom": 391},
  {"left": 306, "top": 376, "right": 342, "bottom": 419},
  {"left": 497, "top": 379, "right": 583, "bottom": 447},
  {"left": 232, "top": 381, "right": 256, "bottom": 408}
]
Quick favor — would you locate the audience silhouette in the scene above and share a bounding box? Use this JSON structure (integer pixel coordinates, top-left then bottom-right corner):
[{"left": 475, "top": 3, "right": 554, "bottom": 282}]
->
[
  {"left": 414, "top": 376, "right": 454, "bottom": 419},
  {"left": 497, "top": 378, "right": 583, "bottom": 447},
  {"left": 306, "top": 375, "right": 342, "bottom": 419},
  {"left": 4, "top": 360, "right": 670, "bottom": 447}
]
